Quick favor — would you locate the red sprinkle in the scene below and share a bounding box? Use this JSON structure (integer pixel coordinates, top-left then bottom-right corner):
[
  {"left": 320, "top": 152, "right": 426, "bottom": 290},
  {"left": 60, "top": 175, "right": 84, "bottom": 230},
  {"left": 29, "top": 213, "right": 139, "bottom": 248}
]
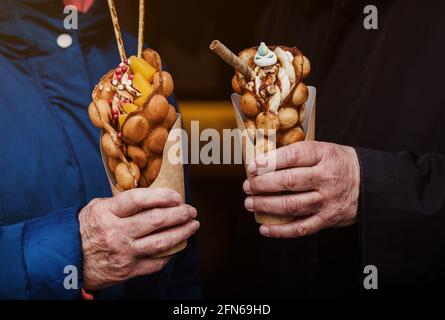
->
[
  {"left": 128, "top": 74, "right": 134, "bottom": 80},
  {"left": 117, "top": 74, "right": 122, "bottom": 81},
  {"left": 123, "top": 59, "right": 128, "bottom": 64},
  {"left": 121, "top": 66, "right": 128, "bottom": 73},
  {"left": 115, "top": 68, "right": 121, "bottom": 75}
]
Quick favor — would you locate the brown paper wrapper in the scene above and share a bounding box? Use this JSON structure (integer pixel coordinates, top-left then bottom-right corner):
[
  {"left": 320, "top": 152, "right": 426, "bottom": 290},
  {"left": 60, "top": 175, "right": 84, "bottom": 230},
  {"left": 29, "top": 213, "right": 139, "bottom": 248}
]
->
[
  {"left": 94, "top": 72, "right": 187, "bottom": 258},
  {"left": 231, "top": 86, "right": 317, "bottom": 225},
  {"left": 99, "top": 115, "right": 185, "bottom": 199}
]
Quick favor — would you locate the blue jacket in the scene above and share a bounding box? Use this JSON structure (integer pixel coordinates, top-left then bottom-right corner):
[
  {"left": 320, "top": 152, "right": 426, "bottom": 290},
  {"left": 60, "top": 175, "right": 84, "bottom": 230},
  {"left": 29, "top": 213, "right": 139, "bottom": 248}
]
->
[{"left": 0, "top": 0, "right": 200, "bottom": 299}]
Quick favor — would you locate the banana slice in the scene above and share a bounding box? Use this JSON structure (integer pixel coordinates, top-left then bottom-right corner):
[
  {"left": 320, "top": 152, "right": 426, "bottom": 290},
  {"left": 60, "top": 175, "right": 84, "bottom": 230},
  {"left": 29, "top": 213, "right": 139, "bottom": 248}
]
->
[
  {"left": 267, "top": 86, "right": 281, "bottom": 114},
  {"left": 275, "top": 47, "right": 296, "bottom": 84},
  {"left": 277, "top": 68, "right": 291, "bottom": 101}
]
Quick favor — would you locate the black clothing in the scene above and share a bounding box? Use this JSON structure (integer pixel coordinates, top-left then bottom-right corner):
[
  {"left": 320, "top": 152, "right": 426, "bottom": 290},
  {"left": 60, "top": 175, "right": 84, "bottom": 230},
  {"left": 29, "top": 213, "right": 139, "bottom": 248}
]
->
[{"left": 258, "top": 0, "right": 445, "bottom": 296}]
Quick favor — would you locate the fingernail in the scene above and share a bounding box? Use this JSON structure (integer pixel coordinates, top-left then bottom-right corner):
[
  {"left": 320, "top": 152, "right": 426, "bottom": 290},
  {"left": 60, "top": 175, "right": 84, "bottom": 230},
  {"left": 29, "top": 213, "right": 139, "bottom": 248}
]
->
[
  {"left": 260, "top": 226, "right": 270, "bottom": 237},
  {"left": 247, "top": 162, "right": 257, "bottom": 174},
  {"left": 244, "top": 197, "right": 254, "bottom": 212},
  {"left": 243, "top": 180, "right": 251, "bottom": 194},
  {"left": 189, "top": 207, "right": 197, "bottom": 218},
  {"left": 172, "top": 192, "right": 182, "bottom": 203},
  {"left": 193, "top": 220, "right": 200, "bottom": 231}
]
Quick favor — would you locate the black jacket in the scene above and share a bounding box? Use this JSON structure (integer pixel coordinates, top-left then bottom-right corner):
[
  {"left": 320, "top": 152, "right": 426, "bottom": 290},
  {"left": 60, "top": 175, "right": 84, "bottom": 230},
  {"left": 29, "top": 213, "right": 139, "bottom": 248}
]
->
[{"left": 259, "top": 0, "right": 445, "bottom": 296}]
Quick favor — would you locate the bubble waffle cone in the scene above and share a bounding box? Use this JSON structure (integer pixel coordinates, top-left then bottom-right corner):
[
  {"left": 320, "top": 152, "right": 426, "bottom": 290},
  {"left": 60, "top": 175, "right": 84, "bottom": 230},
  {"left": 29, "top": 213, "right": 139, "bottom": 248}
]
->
[
  {"left": 90, "top": 48, "right": 186, "bottom": 257},
  {"left": 212, "top": 41, "right": 316, "bottom": 225},
  {"left": 231, "top": 87, "right": 316, "bottom": 225}
]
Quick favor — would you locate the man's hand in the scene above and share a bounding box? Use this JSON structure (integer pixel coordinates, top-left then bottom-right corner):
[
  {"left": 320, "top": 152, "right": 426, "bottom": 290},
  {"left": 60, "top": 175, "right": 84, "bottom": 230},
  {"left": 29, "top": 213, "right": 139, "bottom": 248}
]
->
[
  {"left": 78, "top": 188, "right": 199, "bottom": 291},
  {"left": 243, "top": 141, "right": 360, "bottom": 238}
]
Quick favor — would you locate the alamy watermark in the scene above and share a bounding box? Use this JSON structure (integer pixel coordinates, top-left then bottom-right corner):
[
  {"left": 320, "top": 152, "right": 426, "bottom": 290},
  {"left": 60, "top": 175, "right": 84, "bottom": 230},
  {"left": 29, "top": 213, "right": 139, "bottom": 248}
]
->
[
  {"left": 165, "top": 123, "right": 279, "bottom": 174},
  {"left": 63, "top": 5, "right": 78, "bottom": 30},
  {"left": 63, "top": 265, "right": 78, "bottom": 290},
  {"left": 363, "top": 265, "right": 378, "bottom": 290},
  {"left": 62, "top": 264, "right": 379, "bottom": 291},
  {"left": 363, "top": 5, "right": 379, "bottom": 30}
]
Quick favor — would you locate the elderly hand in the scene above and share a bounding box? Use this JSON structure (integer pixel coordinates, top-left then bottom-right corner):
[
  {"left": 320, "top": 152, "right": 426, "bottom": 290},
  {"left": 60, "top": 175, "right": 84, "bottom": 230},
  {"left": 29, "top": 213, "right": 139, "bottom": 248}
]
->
[
  {"left": 243, "top": 141, "right": 360, "bottom": 238},
  {"left": 78, "top": 188, "right": 199, "bottom": 291}
]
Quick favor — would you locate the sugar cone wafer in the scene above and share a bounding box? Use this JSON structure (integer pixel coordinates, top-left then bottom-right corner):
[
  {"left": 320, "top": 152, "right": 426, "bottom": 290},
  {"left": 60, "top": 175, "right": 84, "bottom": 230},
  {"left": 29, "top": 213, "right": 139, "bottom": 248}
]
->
[{"left": 210, "top": 40, "right": 255, "bottom": 81}]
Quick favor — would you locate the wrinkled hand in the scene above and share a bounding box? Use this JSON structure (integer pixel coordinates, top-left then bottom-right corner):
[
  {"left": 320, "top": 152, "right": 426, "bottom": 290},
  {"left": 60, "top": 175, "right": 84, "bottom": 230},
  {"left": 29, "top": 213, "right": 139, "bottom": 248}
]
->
[
  {"left": 78, "top": 188, "right": 199, "bottom": 291},
  {"left": 243, "top": 141, "right": 360, "bottom": 238}
]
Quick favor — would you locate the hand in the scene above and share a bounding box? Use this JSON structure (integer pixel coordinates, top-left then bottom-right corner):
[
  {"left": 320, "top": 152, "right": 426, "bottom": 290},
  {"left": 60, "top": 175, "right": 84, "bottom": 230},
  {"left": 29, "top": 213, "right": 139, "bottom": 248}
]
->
[
  {"left": 78, "top": 188, "right": 199, "bottom": 291},
  {"left": 243, "top": 141, "right": 360, "bottom": 238}
]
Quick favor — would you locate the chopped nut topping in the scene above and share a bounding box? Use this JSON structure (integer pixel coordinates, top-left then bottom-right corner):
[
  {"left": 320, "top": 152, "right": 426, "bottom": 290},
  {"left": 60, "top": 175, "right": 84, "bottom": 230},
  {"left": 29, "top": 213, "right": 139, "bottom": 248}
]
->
[
  {"left": 242, "top": 63, "right": 282, "bottom": 109},
  {"left": 266, "top": 85, "right": 276, "bottom": 95}
]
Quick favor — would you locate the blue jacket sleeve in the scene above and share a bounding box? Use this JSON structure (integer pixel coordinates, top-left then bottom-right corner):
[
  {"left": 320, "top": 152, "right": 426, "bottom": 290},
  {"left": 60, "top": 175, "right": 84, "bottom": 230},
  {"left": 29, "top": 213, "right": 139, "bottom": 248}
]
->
[{"left": 0, "top": 206, "right": 84, "bottom": 300}]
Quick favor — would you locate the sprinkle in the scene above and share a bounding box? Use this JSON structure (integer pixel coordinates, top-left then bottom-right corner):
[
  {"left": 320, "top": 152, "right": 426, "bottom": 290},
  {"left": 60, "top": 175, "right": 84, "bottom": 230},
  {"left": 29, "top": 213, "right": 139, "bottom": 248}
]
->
[
  {"left": 112, "top": 79, "right": 118, "bottom": 86},
  {"left": 127, "top": 80, "right": 133, "bottom": 86},
  {"left": 121, "top": 66, "right": 128, "bottom": 73},
  {"left": 119, "top": 62, "right": 125, "bottom": 68},
  {"left": 117, "top": 84, "right": 124, "bottom": 91},
  {"left": 128, "top": 74, "right": 134, "bottom": 80},
  {"left": 117, "top": 74, "right": 122, "bottom": 81}
]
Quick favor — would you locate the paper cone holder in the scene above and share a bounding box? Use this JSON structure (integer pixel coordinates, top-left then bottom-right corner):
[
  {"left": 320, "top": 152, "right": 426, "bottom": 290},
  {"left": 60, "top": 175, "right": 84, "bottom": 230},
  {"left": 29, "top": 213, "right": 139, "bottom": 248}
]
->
[{"left": 100, "top": 113, "right": 187, "bottom": 258}]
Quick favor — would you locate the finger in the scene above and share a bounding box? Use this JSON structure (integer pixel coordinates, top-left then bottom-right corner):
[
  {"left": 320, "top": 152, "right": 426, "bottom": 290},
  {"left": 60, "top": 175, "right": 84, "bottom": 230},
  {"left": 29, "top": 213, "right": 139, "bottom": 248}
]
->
[
  {"left": 126, "top": 205, "right": 197, "bottom": 238},
  {"left": 107, "top": 188, "right": 183, "bottom": 218},
  {"left": 244, "top": 167, "right": 320, "bottom": 195},
  {"left": 245, "top": 192, "right": 323, "bottom": 216},
  {"left": 259, "top": 214, "right": 325, "bottom": 238},
  {"left": 249, "top": 142, "right": 321, "bottom": 173},
  {"left": 132, "top": 220, "right": 200, "bottom": 257},
  {"left": 130, "top": 257, "right": 172, "bottom": 278}
]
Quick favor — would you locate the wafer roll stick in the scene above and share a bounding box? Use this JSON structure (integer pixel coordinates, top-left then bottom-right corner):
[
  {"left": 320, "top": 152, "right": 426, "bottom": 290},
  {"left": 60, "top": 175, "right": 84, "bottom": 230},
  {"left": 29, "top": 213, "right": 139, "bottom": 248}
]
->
[
  {"left": 107, "top": 0, "right": 127, "bottom": 62},
  {"left": 210, "top": 40, "right": 255, "bottom": 81},
  {"left": 137, "top": 0, "right": 145, "bottom": 57}
]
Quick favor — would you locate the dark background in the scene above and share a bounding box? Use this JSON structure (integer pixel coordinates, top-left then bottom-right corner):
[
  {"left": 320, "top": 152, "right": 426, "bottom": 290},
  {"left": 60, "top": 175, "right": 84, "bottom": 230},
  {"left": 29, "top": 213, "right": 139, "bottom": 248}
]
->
[{"left": 119, "top": 0, "right": 270, "bottom": 100}]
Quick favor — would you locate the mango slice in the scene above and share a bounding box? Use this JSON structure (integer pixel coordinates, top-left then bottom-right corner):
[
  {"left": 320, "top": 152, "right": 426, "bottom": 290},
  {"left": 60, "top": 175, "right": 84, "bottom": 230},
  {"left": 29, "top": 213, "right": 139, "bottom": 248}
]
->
[
  {"left": 123, "top": 103, "right": 138, "bottom": 114},
  {"left": 133, "top": 73, "right": 154, "bottom": 107},
  {"left": 130, "top": 56, "right": 156, "bottom": 83},
  {"left": 119, "top": 113, "right": 128, "bottom": 128}
]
